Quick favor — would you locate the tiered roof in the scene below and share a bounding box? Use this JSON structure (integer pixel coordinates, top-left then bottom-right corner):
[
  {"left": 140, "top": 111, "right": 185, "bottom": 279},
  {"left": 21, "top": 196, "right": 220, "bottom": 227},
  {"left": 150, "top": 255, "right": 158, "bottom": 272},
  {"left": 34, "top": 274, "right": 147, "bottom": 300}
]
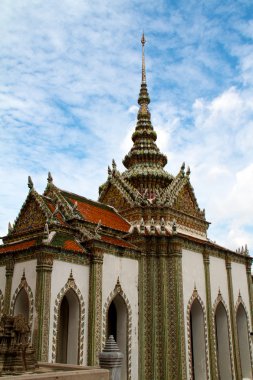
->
[
  {"left": 99, "top": 35, "right": 208, "bottom": 239},
  {"left": 122, "top": 34, "right": 172, "bottom": 195}
]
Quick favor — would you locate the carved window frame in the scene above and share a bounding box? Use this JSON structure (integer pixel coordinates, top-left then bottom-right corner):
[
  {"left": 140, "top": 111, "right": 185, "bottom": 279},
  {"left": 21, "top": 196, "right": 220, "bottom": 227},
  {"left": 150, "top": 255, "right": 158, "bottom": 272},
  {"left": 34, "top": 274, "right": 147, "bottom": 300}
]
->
[
  {"left": 51, "top": 271, "right": 85, "bottom": 365},
  {"left": 186, "top": 287, "right": 209, "bottom": 380},
  {"left": 102, "top": 278, "right": 133, "bottom": 380},
  {"left": 235, "top": 293, "right": 253, "bottom": 370},
  {"left": 212, "top": 291, "right": 235, "bottom": 379},
  {"left": 10, "top": 271, "right": 34, "bottom": 340}
]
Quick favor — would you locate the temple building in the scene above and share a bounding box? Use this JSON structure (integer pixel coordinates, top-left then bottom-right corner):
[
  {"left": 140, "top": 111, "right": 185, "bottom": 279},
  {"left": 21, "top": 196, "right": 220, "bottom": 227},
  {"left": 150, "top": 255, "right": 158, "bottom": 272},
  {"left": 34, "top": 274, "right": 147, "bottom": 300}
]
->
[{"left": 0, "top": 35, "right": 252, "bottom": 380}]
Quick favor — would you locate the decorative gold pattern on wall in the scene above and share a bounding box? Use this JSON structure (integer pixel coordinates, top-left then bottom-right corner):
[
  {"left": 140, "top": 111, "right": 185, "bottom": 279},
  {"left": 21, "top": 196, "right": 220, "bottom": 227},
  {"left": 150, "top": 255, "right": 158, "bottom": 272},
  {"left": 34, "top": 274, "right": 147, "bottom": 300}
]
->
[
  {"left": 10, "top": 271, "right": 34, "bottom": 342},
  {"left": 51, "top": 271, "right": 85, "bottom": 365},
  {"left": 186, "top": 287, "right": 210, "bottom": 380},
  {"left": 173, "top": 185, "right": 200, "bottom": 218},
  {"left": 212, "top": 291, "right": 235, "bottom": 379},
  {"left": 102, "top": 278, "right": 132, "bottom": 380},
  {"left": 102, "top": 184, "right": 132, "bottom": 211},
  {"left": 13, "top": 198, "right": 46, "bottom": 234}
]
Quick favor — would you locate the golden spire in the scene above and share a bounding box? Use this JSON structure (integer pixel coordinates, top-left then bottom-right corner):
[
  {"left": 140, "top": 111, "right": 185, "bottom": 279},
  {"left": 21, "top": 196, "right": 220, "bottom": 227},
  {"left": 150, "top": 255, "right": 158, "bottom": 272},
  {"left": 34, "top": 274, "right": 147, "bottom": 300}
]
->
[{"left": 141, "top": 32, "right": 146, "bottom": 84}]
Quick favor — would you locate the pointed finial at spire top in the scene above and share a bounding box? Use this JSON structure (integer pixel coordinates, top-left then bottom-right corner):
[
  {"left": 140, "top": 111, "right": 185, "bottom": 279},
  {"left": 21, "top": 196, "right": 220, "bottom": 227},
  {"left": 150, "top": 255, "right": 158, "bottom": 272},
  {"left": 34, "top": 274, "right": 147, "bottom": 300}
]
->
[{"left": 141, "top": 32, "right": 146, "bottom": 84}]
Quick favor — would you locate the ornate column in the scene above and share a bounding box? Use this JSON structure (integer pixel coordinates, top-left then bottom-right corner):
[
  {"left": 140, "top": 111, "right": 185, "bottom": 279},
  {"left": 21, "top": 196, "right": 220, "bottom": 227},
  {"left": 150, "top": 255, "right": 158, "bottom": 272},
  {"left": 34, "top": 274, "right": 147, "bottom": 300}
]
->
[
  {"left": 3, "top": 257, "right": 14, "bottom": 314},
  {"left": 138, "top": 251, "right": 146, "bottom": 380},
  {"left": 203, "top": 249, "right": 217, "bottom": 380},
  {"left": 246, "top": 258, "right": 253, "bottom": 329},
  {"left": 167, "top": 236, "right": 187, "bottom": 380},
  {"left": 225, "top": 256, "right": 241, "bottom": 379},
  {"left": 159, "top": 236, "right": 169, "bottom": 380},
  {"left": 87, "top": 247, "right": 103, "bottom": 365},
  {"left": 34, "top": 253, "right": 53, "bottom": 362}
]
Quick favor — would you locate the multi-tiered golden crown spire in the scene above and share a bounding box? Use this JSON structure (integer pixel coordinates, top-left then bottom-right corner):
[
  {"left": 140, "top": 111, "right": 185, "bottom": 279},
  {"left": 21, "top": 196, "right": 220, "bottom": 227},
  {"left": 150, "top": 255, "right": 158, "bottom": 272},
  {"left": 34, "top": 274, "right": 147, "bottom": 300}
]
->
[{"left": 122, "top": 34, "right": 172, "bottom": 196}]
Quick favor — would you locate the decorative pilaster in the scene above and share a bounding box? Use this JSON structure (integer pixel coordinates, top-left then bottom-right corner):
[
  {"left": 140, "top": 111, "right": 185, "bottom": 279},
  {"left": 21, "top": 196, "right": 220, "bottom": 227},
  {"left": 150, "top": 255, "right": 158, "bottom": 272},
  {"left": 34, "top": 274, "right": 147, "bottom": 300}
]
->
[
  {"left": 159, "top": 237, "right": 169, "bottom": 380},
  {"left": 167, "top": 237, "right": 187, "bottom": 380},
  {"left": 225, "top": 257, "right": 241, "bottom": 379},
  {"left": 138, "top": 252, "right": 146, "bottom": 380},
  {"left": 3, "top": 258, "right": 14, "bottom": 314},
  {"left": 203, "top": 249, "right": 217, "bottom": 380},
  {"left": 88, "top": 248, "right": 103, "bottom": 365},
  {"left": 246, "top": 258, "right": 253, "bottom": 329},
  {"left": 34, "top": 253, "right": 53, "bottom": 362}
]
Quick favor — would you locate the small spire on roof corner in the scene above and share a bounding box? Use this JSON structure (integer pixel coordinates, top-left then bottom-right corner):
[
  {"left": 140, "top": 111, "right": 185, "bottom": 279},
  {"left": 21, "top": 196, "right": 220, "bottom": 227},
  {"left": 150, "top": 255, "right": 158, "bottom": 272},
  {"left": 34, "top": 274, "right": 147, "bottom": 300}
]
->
[
  {"left": 8, "top": 222, "right": 13, "bottom": 234},
  {"left": 180, "top": 162, "right": 185, "bottom": 177},
  {"left": 48, "top": 171, "right": 53, "bottom": 184},
  {"left": 28, "top": 176, "right": 34, "bottom": 190},
  {"left": 112, "top": 159, "right": 117, "bottom": 172}
]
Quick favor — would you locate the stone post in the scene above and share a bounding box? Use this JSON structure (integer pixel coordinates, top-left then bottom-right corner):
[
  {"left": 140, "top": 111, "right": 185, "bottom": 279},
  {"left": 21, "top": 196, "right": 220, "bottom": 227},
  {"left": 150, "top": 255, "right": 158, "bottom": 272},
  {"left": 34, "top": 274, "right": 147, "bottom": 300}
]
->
[
  {"left": 203, "top": 249, "right": 218, "bottom": 379},
  {"left": 3, "top": 258, "right": 14, "bottom": 315},
  {"left": 87, "top": 247, "right": 103, "bottom": 365},
  {"left": 34, "top": 253, "right": 53, "bottom": 362},
  {"left": 99, "top": 335, "right": 123, "bottom": 380},
  {"left": 226, "top": 256, "right": 241, "bottom": 379}
]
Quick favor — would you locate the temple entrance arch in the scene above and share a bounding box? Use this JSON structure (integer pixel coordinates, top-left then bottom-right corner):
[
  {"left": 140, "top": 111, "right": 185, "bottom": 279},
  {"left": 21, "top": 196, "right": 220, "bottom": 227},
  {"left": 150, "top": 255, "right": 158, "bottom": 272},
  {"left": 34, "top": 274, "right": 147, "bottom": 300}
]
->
[
  {"left": 215, "top": 302, "right": 232, "bottom": 380},
  {"left": 107, "top": 293, "right": 128, "bottom": 380},
  {"left": 189, "top": 298, "right": 207, "bottom": 380},
  {"left": 236, "top": 303, "right": 252, "bottom": 378},
  {"left": 56, "top": 288, "right": 80, "bottom": 364},
  {"left": 14, "top": 287, "right": 29, "bottom": 321}
]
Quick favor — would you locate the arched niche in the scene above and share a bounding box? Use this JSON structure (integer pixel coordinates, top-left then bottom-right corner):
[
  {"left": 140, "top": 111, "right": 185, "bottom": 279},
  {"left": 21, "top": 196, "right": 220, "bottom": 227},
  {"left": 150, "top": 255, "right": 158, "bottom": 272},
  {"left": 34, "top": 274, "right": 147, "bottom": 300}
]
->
[
  {"left": 190, "top": 298, "right": 207, "bottom": 380},
  {"left": 56, "top": 288, "right": 80, "bottom": 365},
  {"left": 10, "top": 271, "right": 34, "bottom": 339},
  {"left": 215, "top": 302, "right": 232, "bottom": 380},
  {"left": 14, "top": 287, "right": 29, "bottom": 322},
  {"left": 236, "top": 303, "right": 252, "bottom": 379},
  {"left": 107, "top": 294, "right": 128, "bottom": 380}
]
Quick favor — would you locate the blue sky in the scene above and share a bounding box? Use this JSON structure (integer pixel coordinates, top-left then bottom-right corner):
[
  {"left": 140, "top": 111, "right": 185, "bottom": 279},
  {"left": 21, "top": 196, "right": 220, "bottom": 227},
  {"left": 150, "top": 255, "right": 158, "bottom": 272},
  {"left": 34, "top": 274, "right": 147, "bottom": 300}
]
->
[{"left": 1, "top": 0, "right": 253, "bottom": 251}]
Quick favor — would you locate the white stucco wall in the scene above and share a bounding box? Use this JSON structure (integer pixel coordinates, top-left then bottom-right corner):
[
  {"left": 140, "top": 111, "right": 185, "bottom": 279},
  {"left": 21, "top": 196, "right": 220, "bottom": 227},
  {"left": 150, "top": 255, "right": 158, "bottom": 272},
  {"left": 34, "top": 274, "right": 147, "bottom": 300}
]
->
[
  {"left": 209, "top": 256, "right": 229, "bottom": 306},
  {"left": 49, "top": 260, "right": 89, "bottom": 364},
  {"left": 182, "top": 248, "right": 207, "bottom": 379},
  {"left": 0, "top": 266, "right": 6, "bottom": 295},
  {"left": 10, "top": 260, "right": 37, "bottom": 331},
  {"left": 182, "top": 249, "right": 206, "bottom": 306},
  {"left": 102, "top": 254, "right": 139, "bottom": 380},
  {"left": 11, "top": 260, "right": 37, "bottom": 298},
  {"left": 231, "top": 262, "right": 251, "bottom": 325}
]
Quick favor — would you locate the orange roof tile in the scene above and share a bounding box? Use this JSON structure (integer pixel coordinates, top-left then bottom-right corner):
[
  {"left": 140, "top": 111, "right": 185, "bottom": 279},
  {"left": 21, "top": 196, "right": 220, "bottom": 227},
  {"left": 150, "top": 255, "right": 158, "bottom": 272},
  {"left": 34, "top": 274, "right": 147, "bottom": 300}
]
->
[
  {"left": 62, "top": 192, "right": 130, "bottom": 232},
  {"left": 63, "top": 240, "right": 84, "bottom": 253},
  {"left": 100, "top": 235, "right": 135, "bottom": 249},
  {"left": 0, "top": 239, "right": 37, "bottom": 254}
]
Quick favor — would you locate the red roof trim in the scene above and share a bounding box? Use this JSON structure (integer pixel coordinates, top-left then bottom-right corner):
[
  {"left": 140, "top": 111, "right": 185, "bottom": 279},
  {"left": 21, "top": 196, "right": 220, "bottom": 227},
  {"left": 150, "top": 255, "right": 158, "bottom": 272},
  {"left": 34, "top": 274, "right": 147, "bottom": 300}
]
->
[
  {"left": 100, "top": 235, "right": 135, "bottom": 249},
  {"left": 63, "top": 240, "right": 84, "bottom": 253},
  {"left": 0, "top": 239, "right": 37, "bottom": 254}
]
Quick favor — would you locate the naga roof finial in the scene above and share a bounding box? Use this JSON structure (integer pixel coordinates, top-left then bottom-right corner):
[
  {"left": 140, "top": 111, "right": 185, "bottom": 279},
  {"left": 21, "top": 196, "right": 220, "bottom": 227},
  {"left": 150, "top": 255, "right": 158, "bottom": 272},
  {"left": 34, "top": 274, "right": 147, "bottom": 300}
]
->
[
  {"left": 47, "top": 171, "right": 53, "bottom": 184},
  {"left": 28, "top": 176, "right": 34, "bottom": 190},
  {"left": 141, "top": 32, "right": 146, "bottom": 84}
]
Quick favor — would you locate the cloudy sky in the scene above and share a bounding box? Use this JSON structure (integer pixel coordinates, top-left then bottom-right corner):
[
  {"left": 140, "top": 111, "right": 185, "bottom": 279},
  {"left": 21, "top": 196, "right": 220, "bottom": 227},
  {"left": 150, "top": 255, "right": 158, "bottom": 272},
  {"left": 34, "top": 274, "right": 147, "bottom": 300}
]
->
[{"left": 1, "top": 0, "right": 253, "bottom": 251}]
